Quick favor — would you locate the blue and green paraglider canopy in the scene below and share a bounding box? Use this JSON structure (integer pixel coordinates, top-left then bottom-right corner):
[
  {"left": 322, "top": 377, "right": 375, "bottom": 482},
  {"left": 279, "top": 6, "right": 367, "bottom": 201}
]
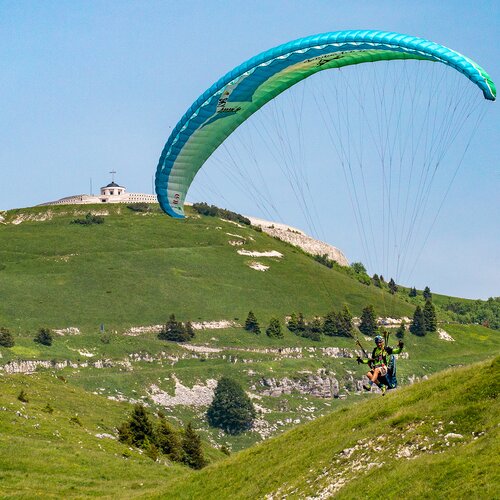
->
[{"left": 155, "top": 30, "right": 495, "bottom": 218}]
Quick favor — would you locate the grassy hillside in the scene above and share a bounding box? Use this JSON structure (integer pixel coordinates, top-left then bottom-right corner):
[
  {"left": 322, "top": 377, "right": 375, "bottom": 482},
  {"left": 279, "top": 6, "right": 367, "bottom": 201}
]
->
[
  {"left": 152, "top": 357, "right": 500, "bottom": 499},
  {"left": 0, "top": 204, "right": 413, "bottom": 333},
  {"left": 1, "top": 357, "right": 497, "bottom": 498}
]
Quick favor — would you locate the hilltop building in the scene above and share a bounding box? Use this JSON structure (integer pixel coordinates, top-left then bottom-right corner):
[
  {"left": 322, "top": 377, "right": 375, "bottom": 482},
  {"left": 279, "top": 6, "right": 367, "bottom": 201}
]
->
[{"left": 39, "top": 178, "right": 157, "bottom": 206}]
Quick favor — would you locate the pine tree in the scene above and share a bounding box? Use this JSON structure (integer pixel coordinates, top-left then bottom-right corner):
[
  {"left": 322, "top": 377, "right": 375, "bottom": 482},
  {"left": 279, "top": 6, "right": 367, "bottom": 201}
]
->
[
  {"left": 0, "top": 327, "right": 14, "bottom": 347},
  {"left": 207, "top": 377, "right": 256, "bottom": 435},
  {"left": 185, "top": 321, "right": 195, "bottom": 339},
  {"left": 156, "top": 413, "right": 183, "bottom": 462},
  {"left": 266, "top": 318, "right": 283, "bottom": 338},
  {"left": 372, "top": 274, "right": 382, "bottom": 288},
  {"left": 310, "top": 317, "right": 322, "bottom": 333},
  {"left": 287, "top": 313, "right": 298, "bottom": 333},
  {"left": 159, "top": 314, "right": 189, "bottom": 342},
  {"left": 423, "top": 300, "right": 437, "bottom": 333},
  {"left": 409, "top": 287, "right": 417, "bottom": 297},
  {"left": 182, "top": 422, "right": 206, "bottom": 469},
  {"left": 118, "top": 404, "right": 155, "bottom": 448},
  {"left": 322, "top": 311, "right": 337, "bottom": 336},
  {"left": 395, "top": 320, "right": 406, "bottom": 339},
  {"left": 410, "top": 305, "right": 426, "bottom": 336},
  {"left": 339, "top": 305, "right": 353, "bottom": 337},
  {"left": 388, "top": 278, "right": 398, "bottom": 295},
  {"left": 34, "top": 328, "right": 52, "bottom": 346},
  {"left": 296, "top": 313, "right": 306, "bottom": 333},
  {"left": 244, "top": 311, "right": 260, "bottom": 334},
  {"left": 423, "top": 286, "right": 432, "bottom": 300},
  {"left": 359, "top": 305, "right": 378, "bottom": 336}
]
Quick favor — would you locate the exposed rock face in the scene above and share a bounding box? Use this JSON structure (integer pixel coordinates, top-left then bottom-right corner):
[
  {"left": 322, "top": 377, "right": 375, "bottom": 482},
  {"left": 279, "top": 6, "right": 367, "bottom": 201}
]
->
[
  {"left": 149, "top": 376, "right": 218, "bottom": 407},
  {"left": 258, "top": 374, "right": 340, "bottom": 399},
  {"left": 247, "top": 216, "right": 349, "bottom": 266}
]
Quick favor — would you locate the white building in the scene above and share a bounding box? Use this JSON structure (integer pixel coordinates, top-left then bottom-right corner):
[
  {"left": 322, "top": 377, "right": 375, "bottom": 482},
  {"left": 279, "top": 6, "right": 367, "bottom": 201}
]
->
[{"left": 39, "top": 180, "right": 158, "bottom": 206}]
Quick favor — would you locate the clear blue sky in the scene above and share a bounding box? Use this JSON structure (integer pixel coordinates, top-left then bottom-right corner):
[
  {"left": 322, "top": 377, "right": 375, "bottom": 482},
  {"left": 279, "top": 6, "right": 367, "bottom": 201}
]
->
[{"left": 1, "top": 1, "right": 498, "bottom": 299}]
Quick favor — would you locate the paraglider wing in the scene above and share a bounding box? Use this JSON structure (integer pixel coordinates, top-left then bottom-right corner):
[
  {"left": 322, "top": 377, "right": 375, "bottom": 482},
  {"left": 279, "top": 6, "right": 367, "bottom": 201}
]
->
[{"left": 155, "top": 30, "right": 495, "bottom": 218}]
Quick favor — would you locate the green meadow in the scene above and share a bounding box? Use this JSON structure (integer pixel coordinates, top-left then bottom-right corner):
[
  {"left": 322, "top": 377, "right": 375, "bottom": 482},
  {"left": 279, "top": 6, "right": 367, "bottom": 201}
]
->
[{"left": 0, "top": 204, "right": 498, "bottom": 498}]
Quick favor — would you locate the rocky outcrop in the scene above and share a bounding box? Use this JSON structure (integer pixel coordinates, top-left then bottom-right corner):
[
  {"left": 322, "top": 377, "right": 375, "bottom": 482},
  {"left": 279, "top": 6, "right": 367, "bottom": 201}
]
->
[
  {"left": 258, "top": 373, "right": 340, "bottom": 399},
  {"left": 247, "top": 216, "right": 349, "bottom": 266}
]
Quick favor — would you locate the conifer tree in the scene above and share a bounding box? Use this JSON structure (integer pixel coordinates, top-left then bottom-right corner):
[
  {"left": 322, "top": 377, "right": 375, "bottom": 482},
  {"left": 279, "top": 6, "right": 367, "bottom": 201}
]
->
[
  {"left": 296, "top": 312, "right": 306, "bottom": 333},
  {"left": 287, "top": 313, "right": 298, "bottom": 333},
  {"left": 0, "top": 327, "right": 14, "bottom": 347},
  {"left": 322, "top": 311, "right": 337, "bottom": 336},
  {"left": 395, "top": 320, "right": 406, "bottom": 339},
  {"left": 409, "top": 287, "right": 418, "bottom": 297},
  {"left": 423, "top": 300, "right": 437, "bottom": 333},
  {"left": 266, "top": 318, "right": 283, "bottom": 338},
  {"left": 372, "top": 274, "right": 382, "bottom": 288},
  {"left": 182, "top": 422, "right": 206, "bottom": 469},
  {"left": 185, "top": 321, "right": 195, "bottom": 339},
  {"left": 310, "top": 317, "right": 322, "bottom": 333},
  {"left": 359, "top": 305, "right": 378, "bottom": 336},
  {"left": 423, "top": 286, "right": 432, "bottom": 300},
  {"left": 388, "top": 278, "right": 398, "bottom": 295},
  {"left": 410, "top": 305, "right": 426, "bottom": 336},
  {"left": 159, "top": 314, "right": 189, "bottom": 342},
  {"left": 34, "top": 328, "right": 52, "bottom": 346},
  {"left": 120, "top": 404, "right": 155, "bottom": 448},
  {"left": 207, "top": 377, "right": 256, "bottom": 435},
  {"left": 339, "top": 305, "right": 353, "bottom": 337},
  {"left": 244, "top": 311, "right": 260, "bottom": 334},
  {"left": 156, "top": 413, "right": 183, "bottom": 462}
]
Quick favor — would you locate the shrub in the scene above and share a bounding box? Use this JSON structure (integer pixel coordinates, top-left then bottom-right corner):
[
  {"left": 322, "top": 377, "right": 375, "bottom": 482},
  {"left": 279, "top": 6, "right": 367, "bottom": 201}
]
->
[
  {"left": 192, "top": 202, "right": 250, "bottom": 225},
  {"left": 70, "top": 415, "right": 83, "bottom": 426},
  {"left": 0, "top": 327, "right": 14, "bottom": 347},
  {"left": 71, "top": 212, "right": 104, "bottom": 225},
  {"left": 17, "top": 390, "right": 29, "bottom": 403},
  {"left": 127, "top": 203, "right": 152, "bottom": 213},
  {"left": 42, "top": 403, "right": 54, "bottom": 414}
]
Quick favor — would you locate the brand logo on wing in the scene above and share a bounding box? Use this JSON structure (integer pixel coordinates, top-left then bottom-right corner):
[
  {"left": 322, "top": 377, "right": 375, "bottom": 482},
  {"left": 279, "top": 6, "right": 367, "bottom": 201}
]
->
[{"left": 217, "top": 89, "right": 242, "bottom": 113}]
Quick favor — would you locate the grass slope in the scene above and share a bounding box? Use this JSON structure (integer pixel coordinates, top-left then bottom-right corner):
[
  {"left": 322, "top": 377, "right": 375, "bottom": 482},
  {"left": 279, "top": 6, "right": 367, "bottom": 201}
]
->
[
  {"left": 0, "top": 204, "right": 412, "bottom": 333},
  {"left": 1, "top": 356, "right": 496, "bottom": 499},
  {"left": 152, "top": 357, "right": 500, "bottom": 499}
]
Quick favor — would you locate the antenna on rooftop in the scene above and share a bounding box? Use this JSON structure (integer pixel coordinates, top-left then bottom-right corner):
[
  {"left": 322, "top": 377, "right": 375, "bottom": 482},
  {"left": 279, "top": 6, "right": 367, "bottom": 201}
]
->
[{"left": 109, "top": 170, "right": 117, "bottom": 183}]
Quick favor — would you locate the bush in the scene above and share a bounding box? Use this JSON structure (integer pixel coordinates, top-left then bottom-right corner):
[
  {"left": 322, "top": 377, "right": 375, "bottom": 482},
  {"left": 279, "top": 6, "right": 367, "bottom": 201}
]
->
[
  {"left": 127, "top": 203, "right": 152, "bottom": 213},
  {"left": 34, "top": 328, "right": 53, "bottom": 346},
  {"left": 0, "top": 327, "right": 14, "bottom": 347},
  {"left": 71, "top": 212, "right": 104, "bottom": 225},
  {"left": 17, "top": 390, "right": 29, "bottom": 403},
  {"left": 192, "top": 202, "right": 250, "bottom": 225},
  {"left": 207, "top": 377, "right": 256, "bottom": 435}
]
